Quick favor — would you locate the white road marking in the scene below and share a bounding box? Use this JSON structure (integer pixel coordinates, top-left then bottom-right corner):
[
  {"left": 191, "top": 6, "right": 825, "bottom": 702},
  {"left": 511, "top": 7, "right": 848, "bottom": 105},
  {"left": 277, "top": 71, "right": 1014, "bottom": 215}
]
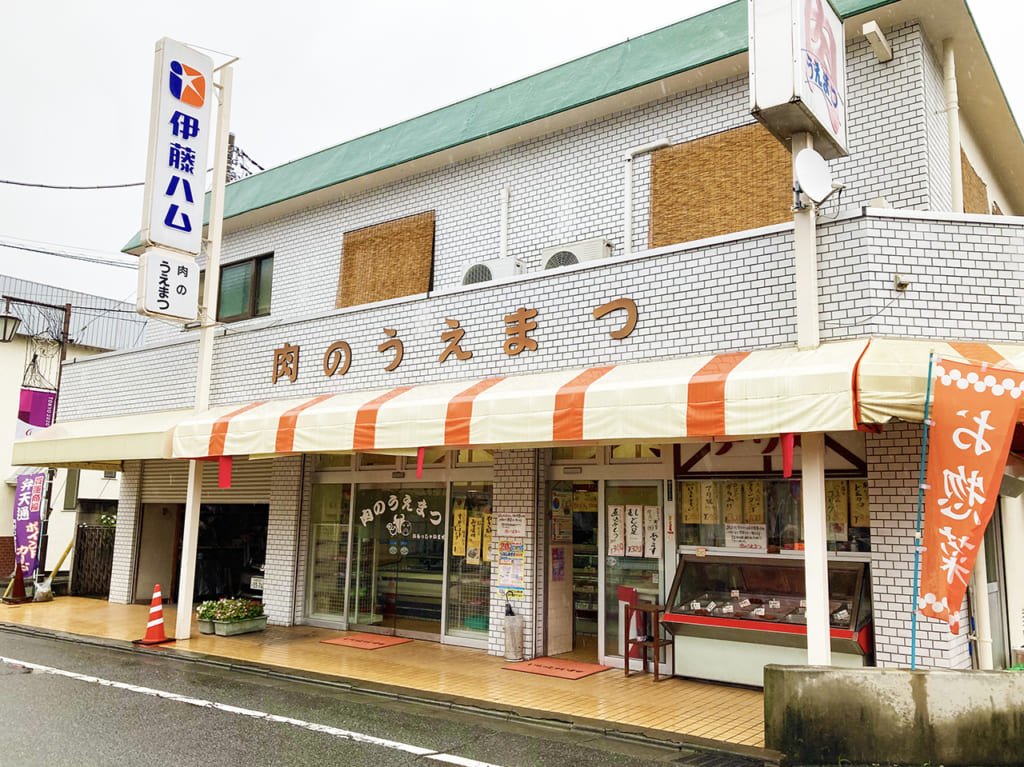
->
[{"left": 1, "top": 656, "right": 505, "bottom": 767}]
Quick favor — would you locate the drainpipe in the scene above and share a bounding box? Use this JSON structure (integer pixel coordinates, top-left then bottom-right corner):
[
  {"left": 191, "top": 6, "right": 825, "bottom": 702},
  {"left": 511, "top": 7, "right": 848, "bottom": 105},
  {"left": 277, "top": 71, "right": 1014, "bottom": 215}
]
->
[
  {"left": 944, "top": 39, "right": 963, "bottom": 212},
  {"left": 499, "top": 186, "right": 510, "bottom": 259},
  {"left": 971, "top": 538, "right": 995, "bottom": 669},
  {"left": 623, "top": 139, "right": 670, "bottom": 255},
  {"left": 945, "top": 38, "right": 993, "bottom": 667}
]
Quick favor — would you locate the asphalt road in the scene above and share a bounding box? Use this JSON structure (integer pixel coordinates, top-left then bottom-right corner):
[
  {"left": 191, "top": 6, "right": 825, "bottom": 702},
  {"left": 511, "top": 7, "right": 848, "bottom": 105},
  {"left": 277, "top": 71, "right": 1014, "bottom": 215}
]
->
[{"left": 0, "top": 628, "right": 769, "bottom": 767}]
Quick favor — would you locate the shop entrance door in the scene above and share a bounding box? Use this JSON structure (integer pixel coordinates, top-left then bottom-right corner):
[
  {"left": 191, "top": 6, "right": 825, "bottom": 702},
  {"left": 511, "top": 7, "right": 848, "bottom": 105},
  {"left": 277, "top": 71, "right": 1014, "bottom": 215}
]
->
[
  {"left": 545, "top": 481, "right": 600, "bottom": 660},
  {"left": 600, "top": 481, "right": 666, "bottom": 671},
  {"left": 348, "top": 485, "right": 446, "bottom": 639}
]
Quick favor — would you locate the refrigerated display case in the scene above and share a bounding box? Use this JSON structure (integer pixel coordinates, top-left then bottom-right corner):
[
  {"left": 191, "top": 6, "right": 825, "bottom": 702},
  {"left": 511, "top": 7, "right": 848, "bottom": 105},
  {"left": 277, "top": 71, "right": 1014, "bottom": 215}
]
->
[{"left": 662, "top": 555, "right": 872, "bottom": 686}]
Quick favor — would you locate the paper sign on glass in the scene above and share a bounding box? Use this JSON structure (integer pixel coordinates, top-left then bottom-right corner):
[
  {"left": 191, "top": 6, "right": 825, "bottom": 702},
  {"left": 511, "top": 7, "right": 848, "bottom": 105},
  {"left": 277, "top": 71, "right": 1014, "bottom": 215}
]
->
[
  {"left": 625, "top": 505, "right": 644, "bottom": 557},
  {"left": 607, "top": 505, "right": 625, "bottom": 556},
  {"left": 643, "top": 506, "right": 662, "bottom": 559}
]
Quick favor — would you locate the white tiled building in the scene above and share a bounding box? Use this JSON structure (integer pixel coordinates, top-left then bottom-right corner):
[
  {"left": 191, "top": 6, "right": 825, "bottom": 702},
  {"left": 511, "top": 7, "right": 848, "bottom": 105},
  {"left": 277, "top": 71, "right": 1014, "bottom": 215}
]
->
[
  {"left": 1, "top": 276, "right": 145, "bottom": 592},
  {"left": 17, "top": 0, "right": 1024, "bottom": 684}
]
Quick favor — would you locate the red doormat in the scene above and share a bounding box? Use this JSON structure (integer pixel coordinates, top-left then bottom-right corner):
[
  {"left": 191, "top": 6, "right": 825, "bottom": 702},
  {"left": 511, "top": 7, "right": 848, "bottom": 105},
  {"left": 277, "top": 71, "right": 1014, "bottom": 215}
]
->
[
  {"left": 321, "top": 633, "right": 413, "bottom": 650},
  {"left": 503, "top": 657, "right": 611, "bottom": 679}
]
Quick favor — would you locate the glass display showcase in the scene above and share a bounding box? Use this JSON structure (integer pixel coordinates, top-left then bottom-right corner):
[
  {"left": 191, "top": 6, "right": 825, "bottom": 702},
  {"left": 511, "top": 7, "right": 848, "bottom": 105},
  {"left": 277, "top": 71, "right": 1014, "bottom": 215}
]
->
[{"left": 662, "top": 555, "right": 872, "bottom": 685}]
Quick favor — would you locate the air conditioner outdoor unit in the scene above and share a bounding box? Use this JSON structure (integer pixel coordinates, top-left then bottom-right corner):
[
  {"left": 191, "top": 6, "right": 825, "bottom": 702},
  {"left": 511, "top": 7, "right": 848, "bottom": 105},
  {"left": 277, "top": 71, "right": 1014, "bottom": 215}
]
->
[
  {"left": 541, "top": 238, "right": 613, "bottom": 270},
  {"left": 462, "top": 258, "right": 524, "bottom": 285}
]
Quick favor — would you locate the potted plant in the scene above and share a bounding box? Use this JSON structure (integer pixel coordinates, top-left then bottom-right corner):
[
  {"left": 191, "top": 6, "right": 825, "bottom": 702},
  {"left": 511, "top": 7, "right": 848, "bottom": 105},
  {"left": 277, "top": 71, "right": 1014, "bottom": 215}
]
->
[
  {"left": 195, "top": 597, "right": 267, "bottom": 636},
  {"left": 196, "top": 600, "right": 219, "bottom": 634}
]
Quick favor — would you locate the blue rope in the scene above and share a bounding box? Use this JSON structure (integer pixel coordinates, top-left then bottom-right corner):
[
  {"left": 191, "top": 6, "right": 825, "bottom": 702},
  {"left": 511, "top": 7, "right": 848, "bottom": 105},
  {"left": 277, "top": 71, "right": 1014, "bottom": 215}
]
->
[{"left": 911, "top": 353, "right": 936, "bottom": 670}]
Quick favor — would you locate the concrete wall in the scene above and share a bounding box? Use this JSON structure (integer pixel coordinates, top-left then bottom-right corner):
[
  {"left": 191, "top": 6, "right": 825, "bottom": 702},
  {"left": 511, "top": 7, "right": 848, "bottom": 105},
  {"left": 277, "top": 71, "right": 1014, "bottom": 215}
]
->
[{"left": 764, "top": 665, "right": 1024, "bottom": 766}]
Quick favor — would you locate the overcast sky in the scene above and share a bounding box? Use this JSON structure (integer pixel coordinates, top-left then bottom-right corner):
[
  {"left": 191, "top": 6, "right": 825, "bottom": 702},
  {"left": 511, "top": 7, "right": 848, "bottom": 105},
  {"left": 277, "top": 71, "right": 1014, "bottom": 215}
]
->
[{"left": 0, "top": 0, "right": 1020, "bottom": 302}]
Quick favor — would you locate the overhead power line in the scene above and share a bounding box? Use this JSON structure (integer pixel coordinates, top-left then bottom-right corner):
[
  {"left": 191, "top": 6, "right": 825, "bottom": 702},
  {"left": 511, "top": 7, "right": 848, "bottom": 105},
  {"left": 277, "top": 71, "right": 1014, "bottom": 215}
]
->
[
  {"left": 0, "top": 237, "right": 137, "bottom": 270},
  {"left": 0, "top": 179, "right": 145, "bottom": 190}
]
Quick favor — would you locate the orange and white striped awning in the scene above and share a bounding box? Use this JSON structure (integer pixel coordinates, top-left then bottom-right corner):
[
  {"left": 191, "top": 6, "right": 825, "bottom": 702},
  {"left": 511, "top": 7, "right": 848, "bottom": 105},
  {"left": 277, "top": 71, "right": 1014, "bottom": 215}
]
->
[
  {"left": 171, "top": 339, "right": 870, "bottom": 459},
  {"left": 857, "top": 338, "right": 1024, "bottom": 425}
]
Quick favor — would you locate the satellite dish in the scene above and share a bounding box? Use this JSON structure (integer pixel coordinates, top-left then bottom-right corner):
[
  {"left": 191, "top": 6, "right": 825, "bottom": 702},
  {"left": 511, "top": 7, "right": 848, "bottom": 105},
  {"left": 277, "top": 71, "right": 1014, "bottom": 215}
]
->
[{"left": 794, "top": 148, "right": 833, "bottom": 204}]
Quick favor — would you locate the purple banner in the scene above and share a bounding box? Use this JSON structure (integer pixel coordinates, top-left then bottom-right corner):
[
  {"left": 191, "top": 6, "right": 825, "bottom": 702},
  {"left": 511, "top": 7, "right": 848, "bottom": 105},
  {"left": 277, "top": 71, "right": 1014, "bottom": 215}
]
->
[
  {"left": 15, "top": 388, "right": 57, "bottom": 441},
  {"left": 13, "top": 473, "right": 46, "bottom": 578}
]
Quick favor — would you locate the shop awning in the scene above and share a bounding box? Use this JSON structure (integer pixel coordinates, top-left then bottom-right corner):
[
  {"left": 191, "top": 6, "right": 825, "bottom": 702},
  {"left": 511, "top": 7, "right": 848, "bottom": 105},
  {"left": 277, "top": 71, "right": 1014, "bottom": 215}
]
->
[
  {"left": 11, "top": 409, "right": 189, "bottom": 471},
  {"left": 172, "top": 339, "right": 870, "bottom": 458},
  {"left": 857, "top": 339, "right": 1024, "bottom": 425}
]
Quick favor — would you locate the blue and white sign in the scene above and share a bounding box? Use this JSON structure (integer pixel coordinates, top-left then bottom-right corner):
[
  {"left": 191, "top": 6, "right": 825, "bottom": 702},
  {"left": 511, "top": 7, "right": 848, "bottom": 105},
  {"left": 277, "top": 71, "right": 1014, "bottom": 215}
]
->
[
  {"left": 141, "top": 38, "right": 214, "bottom": 255},
  {"left": 137, "top": 247, "right": 200, "bottom": 321}
]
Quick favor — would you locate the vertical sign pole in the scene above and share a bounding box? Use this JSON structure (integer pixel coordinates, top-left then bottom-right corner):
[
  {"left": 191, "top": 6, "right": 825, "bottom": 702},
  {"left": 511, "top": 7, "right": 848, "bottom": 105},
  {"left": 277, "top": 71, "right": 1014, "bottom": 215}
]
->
[
  {"left": 792, "top": 131, "right": 819, "bottom": 351},
  {"left": 911, "top": 353, "right": 935, "bottom": 670},
  {"left": 802, "top": 432, "right": 831, "bottom": 665},
  {"left": 175, "top": 65, "right": 234, "bottom": 641},
  {"left": 792, "top": 129, "right": 829, "bottom": 665}
]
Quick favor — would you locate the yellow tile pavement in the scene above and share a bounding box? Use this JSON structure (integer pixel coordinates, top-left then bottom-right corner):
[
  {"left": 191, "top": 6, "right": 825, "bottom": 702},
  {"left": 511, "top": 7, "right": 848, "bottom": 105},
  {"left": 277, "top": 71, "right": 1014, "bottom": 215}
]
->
[{"left": 0, "top": 598, "right": 766, "bottom": 752}]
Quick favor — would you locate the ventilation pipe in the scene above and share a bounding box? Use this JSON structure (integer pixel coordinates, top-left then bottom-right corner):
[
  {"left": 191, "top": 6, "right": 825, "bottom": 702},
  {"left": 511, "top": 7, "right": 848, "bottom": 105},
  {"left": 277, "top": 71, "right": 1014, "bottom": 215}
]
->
[
  {"left": 623, "top": 139, "right": 670, "bottom": 255},
  {"left": 944, "top": 39, "right": 963, "bottom": 213}
]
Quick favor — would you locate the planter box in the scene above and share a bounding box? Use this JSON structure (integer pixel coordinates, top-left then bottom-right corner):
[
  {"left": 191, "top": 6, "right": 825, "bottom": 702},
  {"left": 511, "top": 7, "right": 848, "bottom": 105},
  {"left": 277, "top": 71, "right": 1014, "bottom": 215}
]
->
[
  {"left": 212, "top": 615, "right": 267, "bottom": 636},
  {"left": 197, "top": 618, "right": 215, "bottom": 635}
]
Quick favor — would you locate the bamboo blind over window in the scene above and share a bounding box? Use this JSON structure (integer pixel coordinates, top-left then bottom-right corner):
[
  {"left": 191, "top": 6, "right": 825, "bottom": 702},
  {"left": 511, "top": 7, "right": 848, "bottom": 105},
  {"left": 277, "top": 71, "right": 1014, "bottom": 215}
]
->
[
  {"left": 961, "top": 148, "right": 989, "bottom": 215},
  {"left": 649, "top": 124, "right": 792, "bottom": 248},
  {"left": 336, "top": 211, "right": 435, "bottom": 309}
]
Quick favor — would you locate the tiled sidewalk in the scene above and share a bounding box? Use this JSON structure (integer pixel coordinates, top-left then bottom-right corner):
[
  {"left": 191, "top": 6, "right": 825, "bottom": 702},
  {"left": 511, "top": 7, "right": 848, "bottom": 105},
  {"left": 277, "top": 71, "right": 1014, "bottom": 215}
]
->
[{"left": 0, "top": 598, "right": 770, "bottom": 758}]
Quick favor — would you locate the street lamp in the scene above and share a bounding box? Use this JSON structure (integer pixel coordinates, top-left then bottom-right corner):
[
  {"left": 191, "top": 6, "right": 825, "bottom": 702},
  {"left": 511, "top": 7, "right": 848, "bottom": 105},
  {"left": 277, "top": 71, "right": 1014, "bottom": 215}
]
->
[
  {"left": 1, "top": 295, "right": 73, "bottom": 585},
  {"left": 0, "top": 299, "right": 21, "bottom": 342}
]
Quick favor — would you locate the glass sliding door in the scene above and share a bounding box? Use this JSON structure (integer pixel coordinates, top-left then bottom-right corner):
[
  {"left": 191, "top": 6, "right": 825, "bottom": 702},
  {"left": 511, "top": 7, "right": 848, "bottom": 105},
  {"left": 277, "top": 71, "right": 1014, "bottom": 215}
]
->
[
  {"left": 308, "top": 484, "right": 351, "bottom": 620},
  {"left": 601, "top": 481, "right": 665, "bottom": 664},
  {"left": 349, "top": 484, "right": 447, "bottom": 638},
  {"left": 444, "top": 483, "right": 492, "bottom": 643}
]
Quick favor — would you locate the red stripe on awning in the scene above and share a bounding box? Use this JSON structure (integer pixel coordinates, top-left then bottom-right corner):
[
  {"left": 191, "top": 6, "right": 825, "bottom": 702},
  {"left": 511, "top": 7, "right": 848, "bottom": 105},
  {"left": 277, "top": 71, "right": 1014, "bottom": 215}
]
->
[
  {"left": 445, "top": 377, "right": 505, "bottom": 445},
  {"left": 948, "top": 342, "right": 1005, "bottom": 366},
  {"left": 686, "top": 353, "right": 751, "bottom": 436},
  {"left": 353, "top": 387, "right": 413, "bottom": 451},
  {"left": 276, "top": 395, "right": 336, "bottom": 453},
  {"left": 209, "top": 402, "right": 266, "bottom": 456},
  {"left": 553, "top": 366, "right": 615, "bottom": 441}
]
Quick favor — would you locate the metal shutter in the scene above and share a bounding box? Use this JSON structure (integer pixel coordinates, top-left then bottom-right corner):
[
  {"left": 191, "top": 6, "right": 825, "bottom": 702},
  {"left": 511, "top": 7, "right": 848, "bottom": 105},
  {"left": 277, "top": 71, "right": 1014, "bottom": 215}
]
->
[{"left": 140, "top": 459, "right": 273, "bottom": 504}]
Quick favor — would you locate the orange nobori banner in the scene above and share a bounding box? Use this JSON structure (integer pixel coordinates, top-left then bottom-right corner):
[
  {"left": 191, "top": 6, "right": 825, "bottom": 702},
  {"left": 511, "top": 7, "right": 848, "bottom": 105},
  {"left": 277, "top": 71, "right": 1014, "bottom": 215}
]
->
[{"left": 919, "top": 359, "right": 1024, "bottom": 634}]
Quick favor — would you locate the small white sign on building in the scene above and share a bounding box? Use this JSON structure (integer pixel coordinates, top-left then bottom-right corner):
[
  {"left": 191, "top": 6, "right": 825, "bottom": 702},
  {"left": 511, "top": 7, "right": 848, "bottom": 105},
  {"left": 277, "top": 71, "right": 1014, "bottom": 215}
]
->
[
  {"left": 748, "top": 0, "right": 848, "bottom": 159},
  {"left": 141, "top": 37, "right": 214, "bottom": 255},
  {"left": 137, "top": 248, "right": 200, "bottom": 321},
  {"left": 495, "top": 513, "right": 528, "bottom": 538}
]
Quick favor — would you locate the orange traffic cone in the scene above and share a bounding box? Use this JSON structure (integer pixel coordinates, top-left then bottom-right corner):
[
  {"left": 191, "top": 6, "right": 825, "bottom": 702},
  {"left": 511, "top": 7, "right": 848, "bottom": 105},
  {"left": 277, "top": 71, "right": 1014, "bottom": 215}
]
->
[
  {"left": 133, "top": 584, "right": 175, "bottom": 645},
  {"left": 3, "top": 568, "right": 30, "bottom": 605}
]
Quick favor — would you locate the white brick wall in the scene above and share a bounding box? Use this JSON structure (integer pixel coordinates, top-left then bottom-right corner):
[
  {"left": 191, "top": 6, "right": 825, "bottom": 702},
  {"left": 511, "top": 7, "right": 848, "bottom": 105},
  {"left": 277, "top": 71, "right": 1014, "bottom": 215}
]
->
[
  {"left": 109, "top": 460, "right": 141, "bottom": 604},
  {"left": 489, "top": 449, "right": 539, "bottom": 658},
  {"left": 262, "top": 455, "right": 304, "bottom": 626},
  {"left": 292, "top": 455, "right": 313, "bottom": 625},
  {"left": 866, "top": 423, "right": 971, "bottom": 669},
  {"left": 923, "top": 30, "right": 953, "bottom": 212},
  {"left": 61, "top": 204, "right": 1024, "bottom": 422},
  {"left": 141, "top": 22, "right": 937, "bottom": 349},
  {"left": 819, "top": 211, "right": 1024, "bottom": 342}
]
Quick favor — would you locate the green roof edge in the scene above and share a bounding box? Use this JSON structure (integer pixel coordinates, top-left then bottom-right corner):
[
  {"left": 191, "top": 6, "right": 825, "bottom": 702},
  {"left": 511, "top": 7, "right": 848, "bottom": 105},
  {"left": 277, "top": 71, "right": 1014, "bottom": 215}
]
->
[{"left": 124, "top": 0, "right": 898, "bottom": 252}]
